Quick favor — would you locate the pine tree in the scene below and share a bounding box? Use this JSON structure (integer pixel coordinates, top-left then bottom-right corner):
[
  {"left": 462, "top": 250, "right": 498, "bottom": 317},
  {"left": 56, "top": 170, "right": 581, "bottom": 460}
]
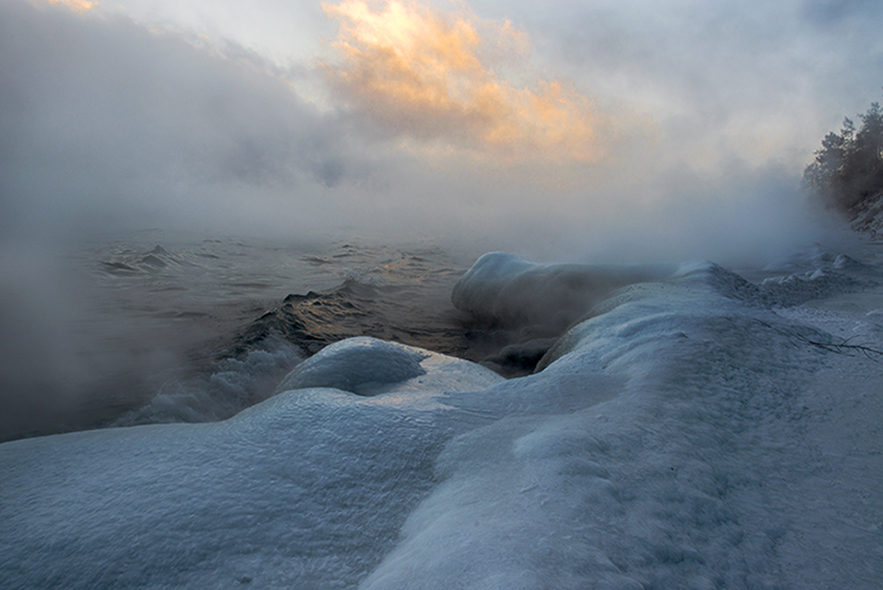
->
[{"left": 804, "top": 97, "right": 883, "bottom": 211}]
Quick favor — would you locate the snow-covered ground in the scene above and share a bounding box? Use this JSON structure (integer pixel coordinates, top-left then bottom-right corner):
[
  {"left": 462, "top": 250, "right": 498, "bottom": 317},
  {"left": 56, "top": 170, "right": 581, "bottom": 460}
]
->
[
  {"left": 2, "top": 246, "right": 882, "bottom": 589},
  {"left": 850, "top": 190, "right": 883, "bottom": 240}
]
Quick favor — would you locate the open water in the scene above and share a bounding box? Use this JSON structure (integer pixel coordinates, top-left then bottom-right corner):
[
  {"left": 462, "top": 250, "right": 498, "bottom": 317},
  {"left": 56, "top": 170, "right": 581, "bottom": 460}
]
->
[{"left": 0, "top": 230, "right": 530, "bottom": 441}]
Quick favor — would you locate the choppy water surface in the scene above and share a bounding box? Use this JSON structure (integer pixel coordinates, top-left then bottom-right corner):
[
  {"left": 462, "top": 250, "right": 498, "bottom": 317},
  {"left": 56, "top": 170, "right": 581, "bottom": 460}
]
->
[
  {"left": 6, "top": 231, "right": 882, "bottom": 442},
  {"left": 2, "top": 230, "right": 513, "bottom": 441}
]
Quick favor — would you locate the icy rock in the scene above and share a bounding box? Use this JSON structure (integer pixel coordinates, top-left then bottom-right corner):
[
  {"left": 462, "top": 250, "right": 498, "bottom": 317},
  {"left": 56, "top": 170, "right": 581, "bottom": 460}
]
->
[
  {"left": 757, "top": 246, "right": 882, "bottom": 306},
  {"left": 670, "top": 260, "right": 771, "bottom": 306},
  {"left": 763, "top": 245, "right": 870, "bottom": 274},
  {"left": 451, "top": 252, "right": 676, "bottom": 332},
  {"left": 275, "top": 336, "right": 502, "bottom": 396},
  {"left": 538, "top": 261, "right": 773, "bottom": 371},
  {"left": 480, "top": 337, "right": 559, "bottom": 376},
  {"left": 849, "top": 189, "right": 883, "bottom": 238},
  {"left": 761, "top": 267, "right": 868, "bottom": 306}
]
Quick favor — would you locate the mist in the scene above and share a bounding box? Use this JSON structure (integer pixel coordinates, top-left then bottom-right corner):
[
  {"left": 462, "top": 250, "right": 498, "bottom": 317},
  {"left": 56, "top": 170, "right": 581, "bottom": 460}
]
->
[
  {"left": 0, "top": 1, "right": 364, "bottom": 240},
  {"left": 0, "top": 0, "right": 860, "bottom": 261},
  {"left": 0, "top": 0, "right": 872, "bottom": 439}
]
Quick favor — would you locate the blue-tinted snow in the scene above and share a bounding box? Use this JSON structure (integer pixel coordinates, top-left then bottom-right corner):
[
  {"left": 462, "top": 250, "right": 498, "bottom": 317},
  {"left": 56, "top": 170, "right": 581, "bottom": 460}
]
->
[{"left": 274, "top": 337, "right": 502, "bottom": 396}]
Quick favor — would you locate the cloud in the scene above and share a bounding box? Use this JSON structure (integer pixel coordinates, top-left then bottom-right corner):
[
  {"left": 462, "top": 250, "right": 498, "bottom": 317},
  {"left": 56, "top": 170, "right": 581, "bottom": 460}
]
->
[
  {"left": 520, "top": 0, "right": 883, "bottom": 177},
  {"left": 800, "top": 0, "right": 883, "bottom": 25},
  {"left": 0, "top": 0, "right": 374, "bottom": 238},
  {"left": 321, "top": 0, "right": 604, "bottom": 162},
  {"left": 33, "top": 0, "right": 95, "bottom": 13}
]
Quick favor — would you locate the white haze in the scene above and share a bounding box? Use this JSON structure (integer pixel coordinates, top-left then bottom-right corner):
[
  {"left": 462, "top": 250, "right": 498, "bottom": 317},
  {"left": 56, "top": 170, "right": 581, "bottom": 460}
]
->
[
  {"left": 0, "top": 0, "right": 873, "bottom": 434},
  {"left": 2, "top": 0, "right": 879, "bottom": 262}
]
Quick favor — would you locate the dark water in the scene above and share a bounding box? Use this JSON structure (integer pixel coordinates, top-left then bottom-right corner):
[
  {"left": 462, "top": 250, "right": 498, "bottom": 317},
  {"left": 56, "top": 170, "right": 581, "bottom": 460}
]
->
[{"left": 0, "top": 231, "right": 543, "bottom": 442}]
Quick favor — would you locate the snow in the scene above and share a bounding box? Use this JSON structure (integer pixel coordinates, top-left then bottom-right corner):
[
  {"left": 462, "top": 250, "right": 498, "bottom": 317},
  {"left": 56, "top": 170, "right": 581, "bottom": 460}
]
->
[
  {"left": 849, "top": 190, "right": 883, "bottom": 239},
  {"left": 274, "top": 336, "right": 503, "bottom": 396},
  {"left": 2, "top": 246, "right": 883, "bottom": 589}
]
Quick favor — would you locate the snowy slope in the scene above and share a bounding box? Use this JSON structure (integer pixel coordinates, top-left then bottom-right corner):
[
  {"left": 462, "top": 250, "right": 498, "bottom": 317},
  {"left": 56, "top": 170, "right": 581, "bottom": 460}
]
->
[
  {"left": 1, "top": 247, "right": 882, "bottom": 589},
  {"left": 850, "top": 190, "right": 883, "bottom": 240}
]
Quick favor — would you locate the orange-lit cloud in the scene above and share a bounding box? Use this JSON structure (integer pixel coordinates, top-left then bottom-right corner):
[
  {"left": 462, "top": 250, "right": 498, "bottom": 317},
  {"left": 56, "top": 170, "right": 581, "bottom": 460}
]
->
[
  {"left": 322, "top": 0, "right": 603, "bottom": 162},
  {"left": 34, "top": 0, "right": 96, "bottom": 13}
]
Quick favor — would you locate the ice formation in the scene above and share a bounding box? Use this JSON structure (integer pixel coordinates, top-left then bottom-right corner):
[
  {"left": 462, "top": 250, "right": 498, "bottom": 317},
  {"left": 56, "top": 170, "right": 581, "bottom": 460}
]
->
[
  {"left": 2, "top": 249, "right": 882, "bottom": 589},
  {"left": 451, "top": 252, "right": 676, "bottom": 332},
  {"left": 274, "top": 337, "right": 503, "bottom": 396}
]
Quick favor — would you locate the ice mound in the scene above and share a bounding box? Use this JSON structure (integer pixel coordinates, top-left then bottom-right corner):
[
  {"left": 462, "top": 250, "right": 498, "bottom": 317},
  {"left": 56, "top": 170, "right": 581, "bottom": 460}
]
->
[
  {"left": 450, "top": 253, "right": 677, "bottom": 374},
  {"left": 848, "top": 190, "right": 883, "bottom": 238},
  {"left": 361, "top": 257, "right": 876, "bottom": 590},
  {"left": 275, "top": 337, "right": 427, "bottom": 394},
  {"left": 759, "top": 246, "right": 880, "bottom": 306},
  {"left": 537, "top": 260, "right": 837, "bottom": 372},
  {"left": 275, "top": 336, "right": 503, "bottom": 396},
  {"left": 670, "top": 260, "right": 771, "bottom": 306},
  {"left": 763, "top": 245, "right": 868, "bottom": 273},
  {"left": 761, "top": 269, "right": 866, "bottom": 306},
  {"left": 538, "top": 262, "right": 759, "bottom": 372},
  {"left": 451, "top": 252, "right": 676, "bottom": 332}
]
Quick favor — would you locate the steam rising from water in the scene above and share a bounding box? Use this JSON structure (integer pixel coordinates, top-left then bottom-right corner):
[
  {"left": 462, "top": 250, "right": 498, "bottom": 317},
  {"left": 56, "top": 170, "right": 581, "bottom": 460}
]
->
[
  {"left": 1, "top": 0, "right": 852, "bottom": 262},
  {"left": 0, "top": 0, "right": 870, "bottom": 440}
]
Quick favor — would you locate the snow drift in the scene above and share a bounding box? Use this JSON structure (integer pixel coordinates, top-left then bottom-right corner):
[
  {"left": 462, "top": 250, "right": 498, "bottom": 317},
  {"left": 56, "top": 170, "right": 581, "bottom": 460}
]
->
[{"left": 2, "top": 248, "right": 882, "bottom": 589}]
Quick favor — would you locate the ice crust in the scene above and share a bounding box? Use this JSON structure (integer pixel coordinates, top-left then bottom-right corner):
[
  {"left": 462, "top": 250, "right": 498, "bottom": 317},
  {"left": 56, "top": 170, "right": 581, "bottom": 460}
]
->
[
  {"left": 451, "top": 252, "right": 676, "bottom": 332},
  {"left": 2, "top": 249, "right": 883, "bottom": 589},
  {"left": 274, "top": 336, "right": 503, "bottom": 396}
]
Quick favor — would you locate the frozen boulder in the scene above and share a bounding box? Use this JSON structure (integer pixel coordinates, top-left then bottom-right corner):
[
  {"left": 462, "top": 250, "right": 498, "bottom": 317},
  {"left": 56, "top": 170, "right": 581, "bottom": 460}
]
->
[
  {"left": 452, "top": 252, "right": 675, "bottom": 333},
  {"left": 275, "top": 336, "right": 503, "bottom": 396}
]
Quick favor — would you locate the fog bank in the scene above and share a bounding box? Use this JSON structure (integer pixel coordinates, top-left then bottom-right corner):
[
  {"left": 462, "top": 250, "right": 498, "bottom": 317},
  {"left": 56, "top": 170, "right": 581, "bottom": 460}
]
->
[{"left": 0, "top": 0, "right": 854, "bottom": 263}]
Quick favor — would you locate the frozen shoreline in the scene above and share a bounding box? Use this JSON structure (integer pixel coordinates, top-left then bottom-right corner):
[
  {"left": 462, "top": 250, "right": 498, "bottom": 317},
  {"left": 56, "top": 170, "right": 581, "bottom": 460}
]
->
[{"left": 2, "top": 245, "right": 882, "bottom": 588}]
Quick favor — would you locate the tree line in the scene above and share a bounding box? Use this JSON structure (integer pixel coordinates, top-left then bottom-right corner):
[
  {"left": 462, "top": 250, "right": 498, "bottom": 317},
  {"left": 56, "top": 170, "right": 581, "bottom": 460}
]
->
[{"left": 804, "top": 96, "right": 883, "bottom": 212}]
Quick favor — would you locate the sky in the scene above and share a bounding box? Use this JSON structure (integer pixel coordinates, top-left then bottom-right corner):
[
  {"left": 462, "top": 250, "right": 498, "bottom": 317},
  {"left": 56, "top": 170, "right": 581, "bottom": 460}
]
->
[{"left": 2, "top": 0, "right": 883, "bottom": 262}]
